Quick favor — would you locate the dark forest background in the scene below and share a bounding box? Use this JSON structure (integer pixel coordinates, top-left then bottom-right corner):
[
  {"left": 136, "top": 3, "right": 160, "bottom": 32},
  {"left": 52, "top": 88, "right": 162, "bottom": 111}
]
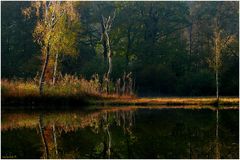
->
[{"left": 1, "top": 1, "right": 239, "bottom": 96}]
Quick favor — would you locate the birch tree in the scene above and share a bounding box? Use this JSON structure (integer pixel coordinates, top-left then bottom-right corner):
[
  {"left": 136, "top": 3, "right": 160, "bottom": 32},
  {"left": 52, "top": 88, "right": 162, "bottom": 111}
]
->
[
  {"left": 213, "top": 17, "right": 221, "bottom": 102},
  {"left": 50, "top": 11, "right": 79, "bottom": 85},
  {"left": 23, "top": 1, "right": 79, "bottom": 94},
  {"left": 100, "top": 12, "right": 115, "bottom": 94},
  {"left": 211, "top": 3, "right": 236, "bottom": 102}
]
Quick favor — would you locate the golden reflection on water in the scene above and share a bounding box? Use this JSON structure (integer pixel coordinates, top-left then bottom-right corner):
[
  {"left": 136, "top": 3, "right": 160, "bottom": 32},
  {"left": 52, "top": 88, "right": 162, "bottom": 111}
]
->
[
  {"left": 1, "top": 105, "right": 237, "bottom": 131},
  {"left": 1, "top": 106, "right": 238, "bottom": 159}
]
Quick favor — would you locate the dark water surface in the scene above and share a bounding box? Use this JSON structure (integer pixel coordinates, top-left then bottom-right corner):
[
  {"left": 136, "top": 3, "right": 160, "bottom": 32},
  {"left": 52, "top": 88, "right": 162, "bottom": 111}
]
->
[{"left": 1, "top": 106, "right": 239, "bottom": 159}]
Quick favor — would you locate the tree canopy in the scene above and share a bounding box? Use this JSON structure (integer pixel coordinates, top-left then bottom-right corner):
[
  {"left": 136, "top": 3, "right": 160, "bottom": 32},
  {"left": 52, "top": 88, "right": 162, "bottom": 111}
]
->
[{"left": 1, "top": 1, "right": 239, "bottom": 96}]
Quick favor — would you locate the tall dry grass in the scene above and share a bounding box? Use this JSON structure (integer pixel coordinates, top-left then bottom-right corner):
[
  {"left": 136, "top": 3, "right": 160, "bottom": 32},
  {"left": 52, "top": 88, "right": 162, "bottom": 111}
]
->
[
  {"left": 1, "top": 79, "right": 39, "bottom": 97},
  {"left": 1, "top": 74, "right": 101, "bottom": 97}
]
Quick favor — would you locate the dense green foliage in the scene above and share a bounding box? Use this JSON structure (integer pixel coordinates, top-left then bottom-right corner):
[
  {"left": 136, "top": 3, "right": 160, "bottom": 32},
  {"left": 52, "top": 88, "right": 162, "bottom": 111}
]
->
[{"left": 1, "top": 1, "right": 239, "bottom": 96}]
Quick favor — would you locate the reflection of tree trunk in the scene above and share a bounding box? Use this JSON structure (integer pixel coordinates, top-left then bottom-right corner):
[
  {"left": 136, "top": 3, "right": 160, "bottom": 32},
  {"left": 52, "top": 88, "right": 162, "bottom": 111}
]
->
[
  {"left": 188, "top": 142, "right": 192, "bottom": 159},
  {"left": 103, "top": 137, "right": 107, "bottom": 158},
  {"left": 126, "top": 133, "right": 130, "bottom": 158},
  {"left": 52, "top": 123, "right": 58, "bottom": 158},
  {"left": 38, "top": 115, "right": 49, "bottom": 159},
  {"left": 52, "top": 53, "right": 59, "bottom": 85},
  {"left": 125, "top": 127, "right": 131, "bottom": 158},
  {"left": 101, "top": 113, "right": 112, "bottom": 159},
  {"left": 215, "top": 109, "right": 220, "bottom": 159},
  {"left": 132, "top": 111, "right": 135, "bottom": 126},
  {"left": 122, "top": 112, "right": 126, "bottom": 133},
  {"left": 106, "top": 125, "right": 111, "bottom": 159},
  {"left": 125, "top": 111, "right": 134, "bottom": 158}
]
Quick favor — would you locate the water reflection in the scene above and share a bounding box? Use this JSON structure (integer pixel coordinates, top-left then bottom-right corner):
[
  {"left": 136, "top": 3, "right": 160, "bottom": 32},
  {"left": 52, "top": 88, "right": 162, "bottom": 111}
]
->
[
  {"left": 38, "top": 115, "right": 49, "bottom": 158},
  {"left": 38, "top": 115, "right": 59, "bottom": 158},
  {"left": 1, "top": 106, "right": 239, "bottom": 159},
  {"left": 216, "top": 109, "right": 219, "bottom": 159}
]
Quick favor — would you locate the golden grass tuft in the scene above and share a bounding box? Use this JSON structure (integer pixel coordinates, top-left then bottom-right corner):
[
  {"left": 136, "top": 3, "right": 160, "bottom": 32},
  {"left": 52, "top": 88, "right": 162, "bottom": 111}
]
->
[
  {"left": 1, "top": 74, "right": 101, "bottom": 98},
  {"left": 1, "top": 79, "right": 39, "bottom": 97}
]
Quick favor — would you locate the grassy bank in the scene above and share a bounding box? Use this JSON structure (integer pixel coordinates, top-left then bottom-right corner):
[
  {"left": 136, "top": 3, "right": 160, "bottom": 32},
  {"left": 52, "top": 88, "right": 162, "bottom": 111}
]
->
[
  {"left": 1, "top": 77, "right": 133, "bottom": 108},
  {"left": 93, "top": 97, "right": 239, "bottom": 107},
  {"left": 1, "top": 79, "right": 239, "bottom": 109},
  {"left": 1, "top": 77, "right": 102, "bottom": 108}
]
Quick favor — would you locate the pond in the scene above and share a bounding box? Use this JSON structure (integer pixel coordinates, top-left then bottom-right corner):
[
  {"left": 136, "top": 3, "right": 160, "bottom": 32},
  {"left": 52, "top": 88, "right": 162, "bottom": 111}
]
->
[{"left": 1, "top": 106, "right": 239, "bottom": 159}]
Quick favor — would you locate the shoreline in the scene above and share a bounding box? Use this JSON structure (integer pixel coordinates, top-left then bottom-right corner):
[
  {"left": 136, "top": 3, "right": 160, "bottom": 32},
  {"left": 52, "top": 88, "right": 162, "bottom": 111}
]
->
[
  {"left": 2, "top": 96, "right": 239, "bottom": 109},
  {"left": 93, "top": 97, "right": 239, "bottom": 106}
]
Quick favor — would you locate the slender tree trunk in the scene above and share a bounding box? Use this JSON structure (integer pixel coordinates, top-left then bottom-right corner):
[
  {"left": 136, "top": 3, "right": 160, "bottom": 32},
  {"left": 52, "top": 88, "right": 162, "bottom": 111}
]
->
[
  {"left": 214, "top": 26, "right": 221, "bottom": 103},
  {"left": 129, "top": 79, "right": 133, "bottom": 96},
  {"left": 39, "top": 115, "right": 49, "bottom": 159},
  {"left": 215, "top": 47, "right": 219, "bottom": 102},
  {"left": 39, "top": 43, "right": 50, "bottom": 95},
  {"left": 122, "top": 72, "right": 126, "bottom": 95},
  {"left": 107, "top": 52, "right": 112, "bottom": 76},
  {"left": 103, "top": 42, "right": 108, "bottom": 62},
  {"left": 105, "top": 30, "right": 112, "bottom": 94},
  {"left": 216, "top": 64, "right": 219, "bottom": 101},
  {"left": 7, "top": 36, "right": 10, "bottom": 54},
  {"left": 126, "top": 27, "right": 131, "bottom": 70},
  {"left": 215, "top": 45, "right": 219, "bottom": 102},
  {"left": 126, "top": 52, "right": 129, "bottom": 70},
  {"left": 101, "top": 19, "right": 108, "bottom": 62},
  {"left": 107, "top": 53, "right": 112, "bottom": 94},
  {"left": 133, "top": 78, "right": 136, "bottom": 95},
  {"left": 100, "top": 14, "right": 115, "bottom": 94},
  {"left": 116, "top": 78, "right": 121, "bottom": 95},
  {"left": 52, "top": 53, "right": 59, "bottom": 85},
  {"left": 189, "top": 24, "right": 192, "bottom": 55}
]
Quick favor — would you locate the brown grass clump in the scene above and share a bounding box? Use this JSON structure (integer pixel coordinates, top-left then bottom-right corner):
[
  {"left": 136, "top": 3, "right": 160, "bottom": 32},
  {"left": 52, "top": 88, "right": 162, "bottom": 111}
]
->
[
  {"left": 1, "top": 75, "right": 104, "bottom": 107},
  {"left": 44, "top": 74, "right": 100, "bottom": 97},
  {"left": 1, "top": 79, "right": 39, "bottom": 97},
  {"left": 1, "top": 74, "right": 101, "bottom": 98},
  {"left": 1, "top": 74, "right": 135, "bottom": 107}
]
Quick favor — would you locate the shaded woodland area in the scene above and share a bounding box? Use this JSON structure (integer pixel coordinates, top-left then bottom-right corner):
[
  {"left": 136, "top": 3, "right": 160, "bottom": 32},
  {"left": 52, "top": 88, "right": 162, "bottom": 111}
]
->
[{"left": 1, "top": 1, "right": 239, "bottom": 97}]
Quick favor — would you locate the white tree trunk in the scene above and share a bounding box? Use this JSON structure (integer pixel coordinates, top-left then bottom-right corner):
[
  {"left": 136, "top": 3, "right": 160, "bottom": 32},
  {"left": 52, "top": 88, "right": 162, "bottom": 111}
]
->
[
  {"left": 52, "top": 53, "right": 59, "bottom": 85},
  {"left": 216, "top": 64, "right": 219, "bottom": 100},
  {"left": 39, "top": 43, "right": 50, "bottom": 95},
  {"left": 214, "top": 18, "right": 221, "bottom": 103}
]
